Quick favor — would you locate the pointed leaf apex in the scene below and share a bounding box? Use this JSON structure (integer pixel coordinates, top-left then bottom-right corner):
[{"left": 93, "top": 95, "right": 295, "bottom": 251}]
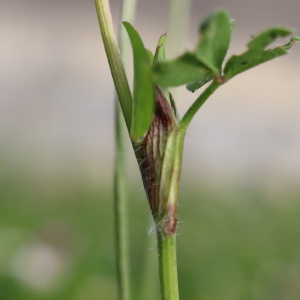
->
[
  {"left": 157, "top": 33, "right": 167, "bottom": 46},
  {"left": 281, "top": 35, "right": 300, "bottom": 51},
  {"left": 154, "top": 34, "right": 168, "bottom": 64},
  {"left": 290, "top": 36, "right": 300, "bottom": 44}
]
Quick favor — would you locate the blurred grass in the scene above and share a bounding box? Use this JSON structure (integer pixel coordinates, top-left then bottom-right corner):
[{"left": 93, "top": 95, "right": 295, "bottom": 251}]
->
[{"left": 1, "top": 162, "right": 300, "bottom": 300}]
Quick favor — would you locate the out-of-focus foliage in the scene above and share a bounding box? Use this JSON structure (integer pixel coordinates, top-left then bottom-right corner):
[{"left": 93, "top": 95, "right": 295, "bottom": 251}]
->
[{"left": 1, "top": 165, "right": 300, "bottom": 300}]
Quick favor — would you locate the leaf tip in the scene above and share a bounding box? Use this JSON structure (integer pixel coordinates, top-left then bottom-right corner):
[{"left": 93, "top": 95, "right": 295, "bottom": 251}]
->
[
  {"left": 122, "top": 21, "right": 132, "bottom": 30},
  {"left": 291, "top": 36, "right": 300, "bottom": 43},
  {"left": 156, "top": 33, "right": 167, "bottom": 49},
  {"left": 159, "top": 33, "right": 167, "bottom": 41},
  {"left": 282, "top": 35, "right": 300, "bottom": 51}
]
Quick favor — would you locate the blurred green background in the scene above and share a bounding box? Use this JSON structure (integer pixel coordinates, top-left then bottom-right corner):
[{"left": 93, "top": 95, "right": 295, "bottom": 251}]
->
[
  {"left": 1, "top": 0, "right": 300, "bottom": 299},
  {"left": 1, "top": 165, "right": 300, "bottom": 300}
]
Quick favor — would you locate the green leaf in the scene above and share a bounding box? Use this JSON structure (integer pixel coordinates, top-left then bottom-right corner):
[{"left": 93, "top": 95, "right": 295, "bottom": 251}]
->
[
  {"left": 224, "top": 29, "right": 299, "bottom": 80},
  {"left": 153, "top": 52, "right": 212, "bottom": 87},
  {"left": 123, "top": 22, "right": 155, "bottom": 141},
  {"left": 195, "top": 10, "right": 232, "bottom": 75},
  {"left": 153, "top": 34, "right": 172, "bottom": 104},
  {"left": 154, "top": 34, "right": 167, "bottom": 63},
  {"left": 169, "top": 92, "right": 180, "bottom": 120},
  {"left": 186, "top": 73, "right": 214, "bottom": 92},
  {"left": 147, "top": 49, "right": 154, "bottom": 64},
  {"left": 247, "top": 28, "right": 292, "bottom": 49}
]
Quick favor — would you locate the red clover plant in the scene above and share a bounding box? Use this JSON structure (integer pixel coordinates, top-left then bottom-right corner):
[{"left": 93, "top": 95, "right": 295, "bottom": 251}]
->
[{"left": 95, "top": 1, "right": 299, "bottom": 299}]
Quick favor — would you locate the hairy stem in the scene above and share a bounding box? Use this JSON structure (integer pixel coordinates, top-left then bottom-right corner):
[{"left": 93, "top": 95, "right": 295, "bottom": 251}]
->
[
  {"left": 153, "top": 2, "right": 191, "bottom": 299},
  {"left": 156, "top": 129, "right": 185, "bottom": 300}
]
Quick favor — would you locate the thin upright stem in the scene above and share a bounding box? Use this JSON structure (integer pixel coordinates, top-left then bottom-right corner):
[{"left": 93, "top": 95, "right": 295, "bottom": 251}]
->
[
  {"left": 154, "top": 128, "right": 185, "bottom": 300},
  {"left": 114, "top": 1, "right": 137, "bottom": 300},
  {"left": 114, "top": 115, "right": 130, "bottom": 300},
  {"left": 95, "top": 0, "right": 133, "bottom": 130},
  {"left": 157, "top": 232, "right": 180, "bottom": 300},
  {"left": 95, "top": 0, "right": 137, "bottom": 299},
  {"left": 154, "top": 2, "right": 191, "bottom": 300},
  {"left": 180, "top": 81, "right": 221, "bottom": 130}
]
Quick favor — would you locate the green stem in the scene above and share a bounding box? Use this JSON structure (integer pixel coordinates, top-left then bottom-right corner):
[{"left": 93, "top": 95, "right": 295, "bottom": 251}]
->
[
  {"left": 114, "top": 114, "right": 130, "bottom": 300},
  {"left": 156, "top": 129, "right": 185, "bottom": 300},
  {"left": 114, "top": 1, "right": 137, "bottom": 300},
  {"left": 157, "top": 232, "right": 179, "bottom": 300},
  {"left": 180, "top": 81, "right": 221, "bottom": 130},
  {"left": 95, "top": 0, "right": 133, "bottom": 130},
  {"left": 156, "top": 2, "right": 191, "bottom": 295},
  {"left": 95, "top": 0, "right": 137, "bottom": 299}
]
